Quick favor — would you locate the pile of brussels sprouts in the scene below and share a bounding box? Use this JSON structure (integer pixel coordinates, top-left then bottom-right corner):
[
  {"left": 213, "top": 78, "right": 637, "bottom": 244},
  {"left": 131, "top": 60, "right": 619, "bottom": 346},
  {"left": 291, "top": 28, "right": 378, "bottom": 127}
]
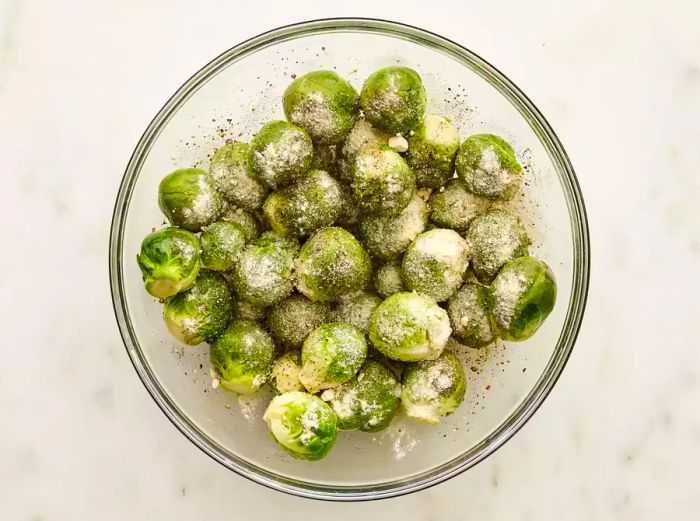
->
[{"left": 137, "top": 67, "right": 557, "bottom": 461}]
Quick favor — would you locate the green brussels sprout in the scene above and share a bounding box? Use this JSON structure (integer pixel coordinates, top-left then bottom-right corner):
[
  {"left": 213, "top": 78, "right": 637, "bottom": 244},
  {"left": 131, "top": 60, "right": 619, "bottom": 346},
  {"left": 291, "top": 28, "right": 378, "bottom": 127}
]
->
[
  {"left": 401, "top": 351, "right": 466, "bottom": 424},
  {"left": 250, "top": 121, "right": 313, "bottom": 189},
  {"left": 210, "top": 320, "right": 276, "bottom": 394},
  {"left": 466, "top": 209, "right": 529, "bottom": 284},
  {"left": 311, "top": 144, "right": 338, "bottom": 175},
  {"left": 447, "top": 283, "right": 495, "bottom": 348},
  {"left": 257, "top": 230, "right": 300, "bottom": 256},
  {"left": 200, "top": 221, "right": 246, "bottom": 271},
  {"left": 337, "top": 118, "right": 391, "bottom": 183},
  {"left": 401, "top": 228, "right": 470, "bottom": 302},
  {"left": 455, "top": 134, "right": 523, "bottom": 200},
  {"left": 231, "top": 237, "right": 294, "bottom": 307},
  {"left": 351, "top": 145, "right": 416, "bottom": 217},
  {"left": 295, "top": 227, "right": 372, "bottom": 302},
  {"left": 162, "top": 271, "right": 232, "bottom": 345},
  {"left": 283, "top": 70, "right": 359, "bottom": 145},
  {"left": 488, "top": 256, "right": 556, "bottom": 341},
  {"left": 335, "top": 183, "right": 360, "bottom": 230},
  {"left": 136, "top": 227, "right": 200, "bottom": 298},
  {"left": 321, "top": 359, "right": 401, "bottom": 432},
  {"left": 209, "top": 142, "right": 268, "bottom": 212},
  {"left": 263, "top": 391, "right": 338, "bottom": 461},
  {"left": 267, "top": 294, "right": 330, "bottom": 349},
  {"left": 230, "top": 297, "right": 267, "bottom": 322},
  {"left": 270, "top": 351, "right": 305, "bottom": 394},
  {"left": 158, "top": 168, "right": 223, "bottom": 231},
  {"left": 263, "top": 169, "right": 343, "bottom": 237},
  {"left": 331, "top": 291, "right": 382, "bottom": 333},
  {"left": 360, "top": 66, "right": 427, "bottom": 133},
  {"left": 299, "top": 323, "right": 368, "bottom": 393},
  {"left": 429, "top": 179, "right": 491, "bottom": 232},
  {"left": 406, "top": 115, "right": 460, "bottom": 188},
  {"left": 368, "top": 292, "right": 452, "bottom": 362},
  {"left": 358, "top": 193, "right": 428, "bottom": 260},
  {"left": 373, "top": 262, "right": 405, "bottom": 298},
  {"left": 220, "top": 204, "right": 261, "bottom": 243}
]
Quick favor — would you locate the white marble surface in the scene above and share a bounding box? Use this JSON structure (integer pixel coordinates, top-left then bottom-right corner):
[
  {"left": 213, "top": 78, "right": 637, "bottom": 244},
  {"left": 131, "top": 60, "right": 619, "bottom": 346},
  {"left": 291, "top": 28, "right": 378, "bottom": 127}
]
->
[{"left": 2, "top": 0, "right": 700, "bottom": 519}]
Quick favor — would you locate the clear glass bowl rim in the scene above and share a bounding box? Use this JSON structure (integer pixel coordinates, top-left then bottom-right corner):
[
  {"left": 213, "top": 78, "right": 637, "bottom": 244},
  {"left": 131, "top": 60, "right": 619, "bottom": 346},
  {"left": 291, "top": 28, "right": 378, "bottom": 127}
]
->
[{"left": 109, "top": 17, "right": 590, "bottom": 501}]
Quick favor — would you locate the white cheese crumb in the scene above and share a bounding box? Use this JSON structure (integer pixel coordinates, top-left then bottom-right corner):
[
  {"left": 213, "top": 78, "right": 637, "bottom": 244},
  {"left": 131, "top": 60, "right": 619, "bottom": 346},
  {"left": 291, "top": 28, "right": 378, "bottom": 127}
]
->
[{"left": 388, "top": 135, "right": 409, "bottom": 153}]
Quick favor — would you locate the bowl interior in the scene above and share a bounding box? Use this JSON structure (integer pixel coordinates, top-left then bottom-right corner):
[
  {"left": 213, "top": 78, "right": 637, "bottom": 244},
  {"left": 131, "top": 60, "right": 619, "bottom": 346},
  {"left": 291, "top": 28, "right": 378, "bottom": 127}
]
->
[{"left": 112, "top": 20, "right": 587, "bottom": 499}]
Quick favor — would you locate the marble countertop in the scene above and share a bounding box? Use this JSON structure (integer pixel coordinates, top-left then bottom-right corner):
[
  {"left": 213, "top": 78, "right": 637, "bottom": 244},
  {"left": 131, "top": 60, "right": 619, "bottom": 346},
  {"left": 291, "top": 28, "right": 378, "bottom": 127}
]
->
[{"left": 2, "top": 0, "right": 699, "bottom": 519}]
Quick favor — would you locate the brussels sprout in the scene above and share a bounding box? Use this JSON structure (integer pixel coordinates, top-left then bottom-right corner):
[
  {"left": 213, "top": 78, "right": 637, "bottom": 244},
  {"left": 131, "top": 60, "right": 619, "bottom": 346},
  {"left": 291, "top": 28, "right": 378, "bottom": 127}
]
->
[
  {"left": 230, "top": 297, "right": 267, "bottom": 322},
  {"left": 299, "top": 323, "right": 367, "bottom": 393},
  {"left": 373, "top": 262, "right": 405, "bottom": 298},
  {"left": 401, "top": 351, "right": 466, "bottom": 424},
  {"left": 466, "top": 209, "right": 529, "bottom": 284},
  {"left": 163, "top": 271, "right": 232, "bottom": 345},
  {"left": 368, "top": 292, "right": 452, "bottom": 362},
  {"left": 158, "top": 168, "right": 223, "bottom": 231},
  {"left": 263, "top": 169, "right": 343, "bottom": 237},
  {"left": 447, "top": 283, "right": 495, "bottom": 348},
  {"left": 283, "top": 70, "right": 359, "bottom": 145},
  {"left": 455, "top": 134, "right": 522, "bottom": 200},
  {"left": 267, "top": 294, "right": 330, "bottom": 349},
  {"left": 270, "top": 351, "right": 305, "bottom": 394},
  {"left": 428, "top": 179, "right": 491, "bottom": 232},
  {"left": 401, "top": 229, "right": 470, "bottom": 302},
  {"left": 200, "top": 221, "right": 246, "bottom": 271},
  {"left": 210, "top": 320, "right": 276, "bottom": 394},
  {"left": 331, "top": 291, "right": 382, "bottom": 334},
  {"left": 358, "top": 193, "right": 428, "bottom": 260},
  {"left": 311, "top": 144, "right": 339, "bottom": 175},
  {"left": 321, "top": 359, "right": 401, "bottom": 432},
  {"left": 336, "top": 183, "right": 360, "bottom": 230},
  {"left": 136, "top": 227, "right": 200, "bottom": 298},
  {"left": 488, "top": 256, "right": 556, "bottom": 341},
  {"left": 263, "top": 391, "right": 337, "bottom": 461},
  {"left": 337, "top": 118, "right": 391, "bottom": 183},
  {"left": 231, "top": 237, "right": 294, "bottom": 307},
  {"left": 250, "top": 121, "right": 314, "bottom": 188},
  {"left": 406, "top": 115, "right": 460, "bottom": 188},
  {"left": 360, "top": 66, "right": 426, "bottom": 133},
  {"left": 351, "top": 145, "right": 415, "bottom": 217},
  {"left": 209, "top": 142, "right": 268, "bottom": 212},
  {"left": 295, "top": 227, "right": 372, "bottom": 302},
  {"left": 220, "top": 204, "right": 261, "bottom": 243},
  {"left": 257, "top": 230, "right": 301, "bottom": 256}
]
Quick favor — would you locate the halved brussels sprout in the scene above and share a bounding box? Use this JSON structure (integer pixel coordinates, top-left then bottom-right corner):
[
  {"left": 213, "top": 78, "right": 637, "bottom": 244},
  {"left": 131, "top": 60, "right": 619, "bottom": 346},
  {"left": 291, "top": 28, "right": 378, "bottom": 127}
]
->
[
  {"left": 401, "top": 228, "right": 470, "bottom": 302},
  {"left": 136, "top": 227, "right": 200, "bottom": 298},
  {"left": 158, "top": 168, "right": 223, "bottom": 231},
  {"left": 263, "top": 391, "right": 338, "bottom": 461},
  {"left": 373, "top": 263, "right": 405, "bottom": 298},
  {"left": 267, "top": 294, "right": 330, "bottom": 349},
  {"left": 401, "top": 351, "right": 466, "bottom": 424},
  {"left": 488, "top": 256, "right": 556, "bottom": 341},
  {"left": 331, "top": 291, "right": 382, "bottom": 334},
  {"left": 263, "top": 169, "right": 343, "bottom": 237},
  {"left": 466, "top": 209, "right": 529, "bottom": 284},
  {"left": 250, "top": 121, "right": 313, "bottom": 188},
  {"left": 406, "top": 115, "right": 460, "bottom": 188},
  {"left": 231, "top": 236, "right": 294, "bottom": 307},
  {"left": 360, "top": 66, "right": 426, "bottom": 133},
  {"left": 270, "top": 351, "right": 305, "bottom": 394},
  {"left": 455, "top": 134, "right": 522, "bottom": 200},
  {"left": 200, "top": 221, "right": 246, "bottom": 272},
  {"left": 162, "top": 271, "right": 232, "bottom": 345},
  {"left": 321, "top": 359, "right": 401, "bottom": 432},
  {"left": 428, "top": 179, "right": 491, "bottom": 232},
  {"left": 283, "top": 70, "right": 359, "bottom": 145},
  {"left": 447, "top": 283, "right": 495, "bottom": 348},
  {"left": 368, "top": 292, "right": 452, "bottom": 362},
  {"left": 299, "top": 323, "right": 367, "bottom": 393},
  {"left": 295, "top": 227, "right": 372, "bottom": 302},
  {"left": 351, "top": 145, "right": 415, "bottom": 217},
  {"left": 209, "top": 142, "right": 268, "bottom": 212}
]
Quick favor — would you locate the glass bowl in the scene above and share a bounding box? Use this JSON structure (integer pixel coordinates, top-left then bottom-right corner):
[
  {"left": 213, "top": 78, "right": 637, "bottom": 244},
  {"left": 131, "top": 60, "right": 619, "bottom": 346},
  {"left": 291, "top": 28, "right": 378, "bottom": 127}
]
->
[{"left": 109, "top": 18, "right": 589, "bottom": 501}]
